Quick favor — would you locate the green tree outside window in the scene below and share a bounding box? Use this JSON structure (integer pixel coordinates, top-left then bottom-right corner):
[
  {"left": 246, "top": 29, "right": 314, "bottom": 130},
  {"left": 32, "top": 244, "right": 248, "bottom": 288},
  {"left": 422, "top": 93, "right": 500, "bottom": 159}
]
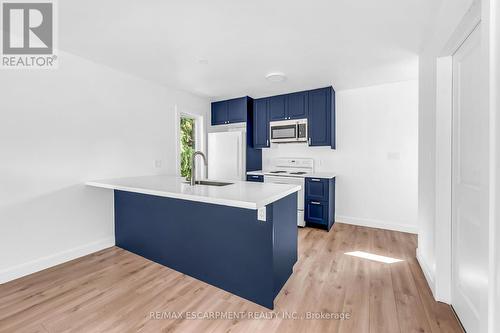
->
[{"left": 180, "top": 117, "right": 195, "bottom": 179}]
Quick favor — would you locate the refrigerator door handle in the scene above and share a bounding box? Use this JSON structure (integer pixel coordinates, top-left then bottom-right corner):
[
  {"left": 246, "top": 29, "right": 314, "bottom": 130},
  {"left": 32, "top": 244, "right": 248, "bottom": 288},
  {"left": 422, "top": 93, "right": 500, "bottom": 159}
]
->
[{"left": 236, "top": 137, "right": 241, "bottom": 178}]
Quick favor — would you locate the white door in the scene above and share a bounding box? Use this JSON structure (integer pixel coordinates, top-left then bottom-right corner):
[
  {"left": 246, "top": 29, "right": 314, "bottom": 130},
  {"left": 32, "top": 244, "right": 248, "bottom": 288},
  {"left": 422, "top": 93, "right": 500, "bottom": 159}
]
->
[
  {"left": 208, "top": 131, "right": 245, "bottom": 181},
  {"left": 451, "top": 24, "right": 488, "bottom": 333}
]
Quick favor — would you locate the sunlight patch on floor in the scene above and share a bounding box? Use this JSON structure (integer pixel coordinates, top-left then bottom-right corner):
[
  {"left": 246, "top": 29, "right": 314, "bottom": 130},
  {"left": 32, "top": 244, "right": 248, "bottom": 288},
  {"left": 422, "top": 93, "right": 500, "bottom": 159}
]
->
[{"left": 344, "top": 251, "right": 403, "bottom": 264}]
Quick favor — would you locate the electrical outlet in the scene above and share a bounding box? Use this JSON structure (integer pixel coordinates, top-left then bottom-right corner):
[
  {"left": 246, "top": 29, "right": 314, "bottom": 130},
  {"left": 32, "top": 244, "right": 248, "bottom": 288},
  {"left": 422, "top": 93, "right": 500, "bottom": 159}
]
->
[
  {"left": 155, "top": 160, "right": 162, "bottom": 168},
  {"left": 258, "top": 207, "right": 266, "bottom": 222}
]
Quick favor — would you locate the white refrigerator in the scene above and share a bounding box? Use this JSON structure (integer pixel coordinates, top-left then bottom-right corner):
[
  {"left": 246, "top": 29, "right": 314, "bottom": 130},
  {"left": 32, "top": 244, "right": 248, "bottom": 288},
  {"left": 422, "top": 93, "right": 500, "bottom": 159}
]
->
[{"left": 208, "top": 131, "right": 246, "bottom": 181}]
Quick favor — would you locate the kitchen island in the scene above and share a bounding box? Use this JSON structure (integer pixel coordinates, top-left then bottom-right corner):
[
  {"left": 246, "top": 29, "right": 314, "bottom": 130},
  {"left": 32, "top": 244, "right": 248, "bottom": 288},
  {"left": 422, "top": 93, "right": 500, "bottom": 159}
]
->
[{"left": 86, "top": 175, "right": 300, "bottom": 309}]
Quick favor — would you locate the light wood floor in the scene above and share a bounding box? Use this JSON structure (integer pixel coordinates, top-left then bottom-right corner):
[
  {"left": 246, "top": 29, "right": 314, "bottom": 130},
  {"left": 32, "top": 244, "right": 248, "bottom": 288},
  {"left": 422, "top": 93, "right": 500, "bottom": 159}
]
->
[{"left": 0, "top": 223, "right": 463, "bottom": 333}]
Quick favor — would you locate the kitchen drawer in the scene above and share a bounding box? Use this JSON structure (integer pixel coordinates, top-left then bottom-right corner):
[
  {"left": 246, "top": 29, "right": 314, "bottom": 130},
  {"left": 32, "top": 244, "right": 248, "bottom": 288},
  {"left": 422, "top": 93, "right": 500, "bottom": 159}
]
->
[
  {"left": 305, "top": 200, "right": 328, "bottom": 226},
  {"left": 305, "top": 177, "right": 329, "bottom": 201},
  {"left": 246, "top": 175, "right": 264, "bottom": 182}
]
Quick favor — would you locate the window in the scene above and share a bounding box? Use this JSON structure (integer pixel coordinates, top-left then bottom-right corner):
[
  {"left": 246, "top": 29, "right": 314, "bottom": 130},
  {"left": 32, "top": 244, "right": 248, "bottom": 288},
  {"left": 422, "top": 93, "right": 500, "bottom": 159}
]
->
[
  {"left": 176, "top": 108, "right": 204, "bottom": 180},
  {"left": 180, "top": 116, "right": 195, "bottom": 179}
]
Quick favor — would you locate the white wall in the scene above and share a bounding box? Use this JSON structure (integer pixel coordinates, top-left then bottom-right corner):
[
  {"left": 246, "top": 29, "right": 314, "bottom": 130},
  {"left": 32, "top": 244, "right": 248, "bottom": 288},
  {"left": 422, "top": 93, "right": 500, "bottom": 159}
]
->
[
  {"left": 417, "top": 51, "right": 438, "bottom": 291},
  {"left": 263, "top": 80, "right": 419, "bottom": 233},
  {"left": 0, "top": 51, "right": 209, "bottom": 283}
]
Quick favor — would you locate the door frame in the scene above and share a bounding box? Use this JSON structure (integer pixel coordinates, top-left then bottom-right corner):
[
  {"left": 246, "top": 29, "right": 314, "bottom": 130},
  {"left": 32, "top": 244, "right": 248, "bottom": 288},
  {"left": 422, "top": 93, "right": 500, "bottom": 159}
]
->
[
  {"left": 434, "top": 1, "right": 496, "bottom": 332},
  {"left": 451, "top": 22, "right": 484, "bottom": 332},
  {"left": 434, "top": 8, "right": 481, "bottom": 305},
  {"left": 490, "top": 1, "right": 500, "bottom": 332},
  {"left": 433, "top": 0, "right": 481, "bottom": 305}
]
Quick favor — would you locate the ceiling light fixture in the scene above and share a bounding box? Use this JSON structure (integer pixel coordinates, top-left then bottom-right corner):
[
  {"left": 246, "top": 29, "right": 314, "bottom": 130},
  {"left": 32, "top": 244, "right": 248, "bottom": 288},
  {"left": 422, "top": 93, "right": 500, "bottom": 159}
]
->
[{"left": 265, "top": 72, "right": 287, "bottom": 82}]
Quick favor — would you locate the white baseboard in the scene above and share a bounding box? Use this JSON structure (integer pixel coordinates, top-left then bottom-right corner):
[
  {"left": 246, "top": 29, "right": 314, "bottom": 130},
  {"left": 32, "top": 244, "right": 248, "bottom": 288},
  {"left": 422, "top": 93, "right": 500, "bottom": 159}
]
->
[
  {"left": 336, "top": 215, "right": 418, "bottom": 234},
  {"left": 416, "top": 247, "right": 436, "bottom": 298},
  {"left": 0, "top": 237, "right": 115, "bottom": 284}
]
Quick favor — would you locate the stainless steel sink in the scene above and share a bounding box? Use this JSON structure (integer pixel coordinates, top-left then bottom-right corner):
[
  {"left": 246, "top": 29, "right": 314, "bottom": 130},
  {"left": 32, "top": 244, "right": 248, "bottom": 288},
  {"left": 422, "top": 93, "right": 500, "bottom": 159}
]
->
[{"left": 185, "top": 180, "right": 233, "bottom": 187}]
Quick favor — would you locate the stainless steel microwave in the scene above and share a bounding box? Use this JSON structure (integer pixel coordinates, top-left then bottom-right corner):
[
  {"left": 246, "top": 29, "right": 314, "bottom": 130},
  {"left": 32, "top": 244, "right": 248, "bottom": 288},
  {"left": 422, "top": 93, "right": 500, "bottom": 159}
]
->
[{"left": 270, "top": 119, "right": 308, "bottom": 143}]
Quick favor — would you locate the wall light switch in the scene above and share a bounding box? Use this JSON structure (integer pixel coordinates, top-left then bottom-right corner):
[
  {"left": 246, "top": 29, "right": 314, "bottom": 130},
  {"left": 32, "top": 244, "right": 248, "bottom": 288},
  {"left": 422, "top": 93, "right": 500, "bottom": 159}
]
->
[
  {"left": 258, "top": 207, "right": 266, "bottom": 222},
  {"left": 387, "top": 152, "right": 400, "bottom": 160}
]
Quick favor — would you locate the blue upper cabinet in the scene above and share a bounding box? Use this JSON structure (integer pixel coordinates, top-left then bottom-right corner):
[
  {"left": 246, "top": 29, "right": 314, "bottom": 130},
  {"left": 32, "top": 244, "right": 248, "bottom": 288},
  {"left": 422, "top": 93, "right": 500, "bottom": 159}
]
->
[
  {"left": 268, "top": 92, "right": 308, "bottom": 121},
  {"left": 211, "top": 101, "right": 228, "bottom": 125},
  {"left": 227, "top": 98, "right": 248, "bottom": 123},
  {"left": 216, "top": 87, "right": 335, "bottom": 149},
  {"left": 211, "top": 97, "right": 248, "bottom": 125},
  {"left": 268, "top": 95, "right": 286, "bottom": 121},
  {"left": 308, "top": 87, "right": 335, "bottom": 148},
  {"left": 253, "top": 98, "right": 270, "bottom": 148},
  {"left": 286, "top": 91, "right": 308, "bottom": 119}
]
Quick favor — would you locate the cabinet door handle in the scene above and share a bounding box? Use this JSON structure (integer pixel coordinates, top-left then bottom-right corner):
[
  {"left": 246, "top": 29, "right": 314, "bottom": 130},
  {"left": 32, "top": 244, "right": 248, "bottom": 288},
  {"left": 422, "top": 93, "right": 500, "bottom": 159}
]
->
[
  {"left": 266, "top": 139, "right": 269, "bottom": 146},
  {"left": 310, "top": 178, "right": 321, "bottom": 182},
  {"left": 311, "top": 201, "right": 321, "bottom": 205},
  {"left": 252, "top": 175, "right": 259, "bottom": 178},
  {"left": 308, "top": 138, "right": 311, "bottom": 145}
]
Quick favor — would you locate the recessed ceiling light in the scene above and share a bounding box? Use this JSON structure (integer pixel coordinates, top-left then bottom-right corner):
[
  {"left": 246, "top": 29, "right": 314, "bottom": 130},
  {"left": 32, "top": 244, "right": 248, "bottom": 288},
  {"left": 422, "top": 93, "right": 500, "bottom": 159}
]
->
[{"left": 266, "top": 72, "right": 287, "bottom": 82}]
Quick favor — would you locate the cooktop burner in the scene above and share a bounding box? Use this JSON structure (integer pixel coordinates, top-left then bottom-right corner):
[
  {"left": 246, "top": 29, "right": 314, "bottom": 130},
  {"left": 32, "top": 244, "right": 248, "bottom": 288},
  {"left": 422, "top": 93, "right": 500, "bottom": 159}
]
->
[
  {"left": 269, "top": 170, "right": 287, "bottom": 174},
  {"left": 289, "top": 171, "right": 307, "bottom": 175}
]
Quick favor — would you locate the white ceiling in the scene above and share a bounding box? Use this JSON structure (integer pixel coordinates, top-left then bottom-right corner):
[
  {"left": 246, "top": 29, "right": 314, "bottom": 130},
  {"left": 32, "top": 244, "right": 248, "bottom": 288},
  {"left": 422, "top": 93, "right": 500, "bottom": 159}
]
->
[{"left": 59, "top": 0, "right": 443, "bottom": 99}]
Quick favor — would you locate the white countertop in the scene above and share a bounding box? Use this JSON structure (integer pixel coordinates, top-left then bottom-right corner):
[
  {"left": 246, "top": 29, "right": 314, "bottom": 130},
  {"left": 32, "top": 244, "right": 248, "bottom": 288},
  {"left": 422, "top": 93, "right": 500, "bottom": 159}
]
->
[
  {"left": 86, "top": 175, "right": 300, "bottom": 210},
  {"left": 247, "top": 170, "right": 265, "bottom": 176},
  {"left": 247, "top": 170, "right": 336, "bottom": 179}
]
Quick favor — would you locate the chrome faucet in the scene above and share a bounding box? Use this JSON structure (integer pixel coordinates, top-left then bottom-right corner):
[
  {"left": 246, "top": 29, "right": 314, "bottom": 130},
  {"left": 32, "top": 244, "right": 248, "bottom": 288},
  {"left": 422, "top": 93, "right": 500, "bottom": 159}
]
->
[{"left": 190, "top": 151, "right": 208, "bottom": 186}]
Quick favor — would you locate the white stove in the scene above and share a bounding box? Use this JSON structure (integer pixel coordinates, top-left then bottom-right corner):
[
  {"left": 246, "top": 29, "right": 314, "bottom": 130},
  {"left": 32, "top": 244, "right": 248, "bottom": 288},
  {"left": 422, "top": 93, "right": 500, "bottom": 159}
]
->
[
  {"left": 263, "top": 158, "right": 314, "bottom": 227},
  {"left": 264, "top": 158, "right": 314, "bottom": 178},
  {"left": 266, "top": 170, "right": 309, "bottom": 176}
]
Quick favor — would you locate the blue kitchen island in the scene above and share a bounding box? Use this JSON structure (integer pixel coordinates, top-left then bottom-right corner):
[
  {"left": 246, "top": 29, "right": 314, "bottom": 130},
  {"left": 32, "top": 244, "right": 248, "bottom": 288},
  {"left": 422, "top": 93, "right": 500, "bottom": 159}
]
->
[{"left": 87, "top": 176, "right": 300, "bottom": 309}]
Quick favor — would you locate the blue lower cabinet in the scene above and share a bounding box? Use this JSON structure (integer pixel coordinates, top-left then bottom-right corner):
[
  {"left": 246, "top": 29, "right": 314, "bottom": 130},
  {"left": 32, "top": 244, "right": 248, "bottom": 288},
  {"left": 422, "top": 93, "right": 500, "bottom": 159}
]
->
[
  {"left": 305, "top": 178, "right": 329, "bottom": 201},
  {"left": 305, "top": 177, "right": 335, "bottom": 231},
  {"left": 247, "top": 175, "right": 264, "bottom": 182},
  {"left": 114, "top": 190, "right": 298, "bottom": 309},
  {"left": 305, "top": 200, "right": 328, "bottom": 225}
]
